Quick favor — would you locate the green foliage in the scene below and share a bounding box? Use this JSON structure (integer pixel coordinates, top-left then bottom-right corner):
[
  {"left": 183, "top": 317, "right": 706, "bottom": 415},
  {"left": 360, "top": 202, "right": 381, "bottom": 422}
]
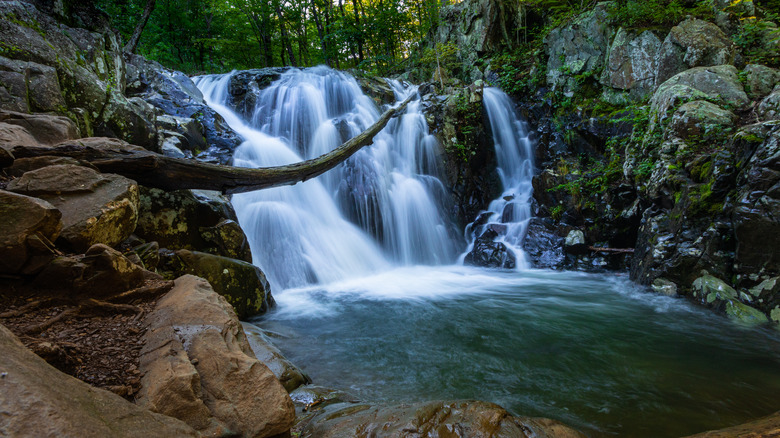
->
[
  {"left": 607, "top": 0, "right": 714, "bottom": 29},
  {"left": 733, "top": 13, "right": 780, "bottom": 67},
  {"left": 550, "top": 204, "right": 565, "bottom": 220},
  {"left": 447, "top": 93, "right": 482, "bottom": 163}
]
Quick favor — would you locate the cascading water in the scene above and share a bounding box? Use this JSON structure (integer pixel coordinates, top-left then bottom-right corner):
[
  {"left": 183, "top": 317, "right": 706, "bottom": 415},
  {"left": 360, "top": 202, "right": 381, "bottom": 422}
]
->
[
  {"left": 195, "top": 67, "right": 459, "bottom": 290},
  {"left": 462, "top": 87, "right": 536, "bottom": 268}
]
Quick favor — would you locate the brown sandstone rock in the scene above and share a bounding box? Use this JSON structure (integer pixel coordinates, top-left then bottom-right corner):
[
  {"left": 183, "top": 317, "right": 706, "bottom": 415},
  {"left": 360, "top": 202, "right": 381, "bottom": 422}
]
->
[
  {"left": 683, "top": 410, "right": 780, "bottom": 437},
  {"left": 0, "top": 111, "right": 78, "bottom": 146},
  {"left": 138, "top": 275, "right": 295, "bottom": 438},
  {"left": 0, "top": 324, "right": 199, "bottom": 437},
  {"left": 241, "top": 322, "right": 311, "bottom": 392},
  {"left": 7, "top": 164, "right": 139, "bottom": 252},
  {"left": 0, "top": 190, "right": 62, "bottom": 274}
]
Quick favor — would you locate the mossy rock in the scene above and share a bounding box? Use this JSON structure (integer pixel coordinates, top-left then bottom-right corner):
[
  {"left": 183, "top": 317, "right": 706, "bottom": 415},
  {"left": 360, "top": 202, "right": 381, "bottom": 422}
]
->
[
  {"left": 161, "top": 249, "right": 272, "bottom": 319},
  {"left": 725, "top": 300, "right": 769, "bottom": 325}
]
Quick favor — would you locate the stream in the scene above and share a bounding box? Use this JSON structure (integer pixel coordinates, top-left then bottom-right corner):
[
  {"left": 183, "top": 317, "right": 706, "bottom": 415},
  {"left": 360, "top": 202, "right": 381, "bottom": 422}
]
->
[{"left": 195, "top": 67, "right": 780, "bottom": 437}]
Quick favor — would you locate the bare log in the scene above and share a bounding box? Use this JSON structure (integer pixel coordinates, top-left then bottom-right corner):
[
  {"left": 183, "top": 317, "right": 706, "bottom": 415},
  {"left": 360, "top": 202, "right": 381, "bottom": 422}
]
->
[
  {"left": 12, "top": 96, "right": 414, "bottom": 195},
  {"left": 588, "top": 246, "right": 635, "bottom": 254}
]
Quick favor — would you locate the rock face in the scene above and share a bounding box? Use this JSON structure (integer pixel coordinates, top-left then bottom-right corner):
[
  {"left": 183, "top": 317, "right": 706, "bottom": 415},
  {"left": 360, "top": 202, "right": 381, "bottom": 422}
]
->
[
  {"left": 137, "top": 275, "right": 295, "bottom": 438},
  {"left": 297, "top": 399, "right": 586, "bottom": 438},
  {"left": 601, "top": 28, "right": 663, "bottom": 100},
  {"left": 0, "top": 111, "right": 78, "bottom": 149},
  {"left": 160, "top": 250, "right": 273, "bottom": 319},
  {"left": 0, "top": 189, "right": 62, "bottom": 274},
  {"left": 135, "top": 187, "right": 251, "bottom": 262},
  {"left": 0, "top": 1, "right": 157, "bottom": 147},
  {"left": 545, "top": 2, "right": 613, "bottom": 96},
  {"left": 7, "top": 164, "right": 139, "bottom": 252},
  {"left": 0, "top": 324, "right": 198, "bottom": 438}
]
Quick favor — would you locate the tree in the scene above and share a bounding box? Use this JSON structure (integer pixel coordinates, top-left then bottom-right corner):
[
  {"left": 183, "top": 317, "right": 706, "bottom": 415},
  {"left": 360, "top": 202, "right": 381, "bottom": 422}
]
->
[{"left": 123, "top": 0, "right": 155, "bottom": 53}]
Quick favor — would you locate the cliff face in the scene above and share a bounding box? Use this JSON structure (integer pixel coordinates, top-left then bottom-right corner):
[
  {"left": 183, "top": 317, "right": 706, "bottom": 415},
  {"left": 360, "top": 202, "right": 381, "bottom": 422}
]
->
[{"left": 425, "top": 0, "right": 780, "bottom": 327}]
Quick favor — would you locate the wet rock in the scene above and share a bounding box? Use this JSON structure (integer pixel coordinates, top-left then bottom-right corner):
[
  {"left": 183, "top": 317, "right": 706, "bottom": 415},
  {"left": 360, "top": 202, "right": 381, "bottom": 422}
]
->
[
  {"left": 652, "top": 278, "right": 679, "bottom": 297},
  {"left": 241, "top": 322, "right": 311, "bottom": 392},
  {"left": 136, "top": 187, "right": 251, "bottom": 262},
  {"left": 161, "top": 250, "right": 273, "bottom": 319},
  {"left": 545, "top": 2, "right": 613, "bottom": 96},
  {"left": 602, "top": 28, "right": 662, "bottom": 99},
  {"left": 297, "top": 399, "right": 585, "bottom": 438},
  {"left": 0, "top": 324, "right": 198, "bottom": 437},
  {"left": 357, "top": 76, "right": 395, "bottom": 106},
  {"left": 138, "top": 275, "right": 294, "bottom": 437},
  {"left": 7, "top": 165, "right": 139, "bottom": 252},
  {"left": 655, "top": 18, "right": 735, "bottom": 86},
  {"left": 464, "top": 235, "right": 516, "bottom": 269},
  {"left": 0, "top": 190, "right": 62, "bottom": 274},
  {"left": 228, "top": 68, "right": 287, "bottom": 119},
  {"left": 691, "top": 274, "right": 769, "bottom": 325},
  {"left": 523, "top": 218, "right": 566, "bottom": 269}
]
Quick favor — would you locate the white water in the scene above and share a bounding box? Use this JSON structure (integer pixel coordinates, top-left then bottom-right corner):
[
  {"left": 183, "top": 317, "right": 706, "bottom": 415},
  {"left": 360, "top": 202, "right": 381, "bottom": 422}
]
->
[
  {"left": 462, "top": 87, "right": 536, "bottom": 268},
  {"left": 195, "top": 67, "right": 459, "bottom": 290}
]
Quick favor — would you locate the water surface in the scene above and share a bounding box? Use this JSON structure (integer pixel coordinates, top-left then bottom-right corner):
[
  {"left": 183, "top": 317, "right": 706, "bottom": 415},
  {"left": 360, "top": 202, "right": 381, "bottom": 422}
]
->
[{"left": 253, "top": 267, "right": 780, "bottom": 437}]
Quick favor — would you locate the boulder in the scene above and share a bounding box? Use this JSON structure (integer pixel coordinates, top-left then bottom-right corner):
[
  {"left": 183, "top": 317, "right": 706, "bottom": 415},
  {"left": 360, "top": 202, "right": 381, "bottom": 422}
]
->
[
  {"left": 6, "top": 155, "right": 96, "bottom": 177},
  {"left": 297, "top": 400, "right": 585, "bottom": 438},
  {"left": 757, "top": 86, "right": 780, "bottom": 121},
  {"left": 650, "top": 65, "right": 749, "bottom": 125},
  {"left": 564, "top": 229, "right": 588, "bottom": 255},
  {"left": 227, "top": 68, "right": 287, "bottom": 120},
  {"left": 743, "top": 64, "right": 780, "bottom": 100},
  {"left": 138, "top": 275, "right": 295, "bottom": 437},
  {"left": 667, "top": 100, "right": 737, "bottom": 141},
  {"left": 0, "top": 324, "right": 198, "bottom": 437},
  {"left": 602, "top": 28, "right": 662, "bottom": 99},
  {"left": 7, "top": 165, "right": 139, "bottom": 252},
  {"left": 241, "top": 322, "right": 311, "bottom": 392},
  {"left": 161, "top": 250, "right": 273, "bottom": 319},
  {"left": 136, "top": 187, "right": 251, "bottom": 262},
  {"left": 655, "top": 18, "right": 735, "bottom": 86},
  {"left": 0, "top": 56, "right": 66, "bottom": 113},
  {"left": 691, "top": 275, "right": 769, "bottom": 325},
  {"left": 522, "top": 218, "right": 566, "bottom": 269},
  {"left": 652, "top": 278, "right": 679, "bottom": 297},
  {"left": 545, "top": 2, "right": 613, "bottom": 96},
  {"left": 0, "top": 190, "right": 61, "bottom": 274}
]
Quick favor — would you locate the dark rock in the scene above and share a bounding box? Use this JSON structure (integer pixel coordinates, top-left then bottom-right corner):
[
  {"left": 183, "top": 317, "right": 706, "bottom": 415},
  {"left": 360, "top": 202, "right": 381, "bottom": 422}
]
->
[
  {"left": 227, "top": 68, "right": 287, "bottom": 120},
  {"left": 136, "top": 187, "right": 251, "bottom": 262},
  {"left": 464, "top": 238, "right": 516, "bottom": 269},
  {"left": 523, "top": 218, "right": 566, "bottom": 269}
]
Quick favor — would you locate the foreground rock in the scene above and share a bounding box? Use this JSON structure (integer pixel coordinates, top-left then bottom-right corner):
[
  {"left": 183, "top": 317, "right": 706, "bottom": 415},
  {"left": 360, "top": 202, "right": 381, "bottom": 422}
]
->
[
  {"left": 138, "top": 275, "right": 294, "bottom": 437},
  {"left": 0, "top": 324, "right": 198, "bottom": 437},
  {"left": 296, "top": 399, "right": 585, "bottom": 438},
  {"left": 242, "top": 322, "right": 311, "bottom": 392}
]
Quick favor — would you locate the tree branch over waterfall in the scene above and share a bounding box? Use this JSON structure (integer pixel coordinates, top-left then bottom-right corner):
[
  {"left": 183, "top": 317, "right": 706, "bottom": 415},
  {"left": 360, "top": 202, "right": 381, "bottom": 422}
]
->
[{"left": 11, "top": 96, "right": 414, "bottom": 195}]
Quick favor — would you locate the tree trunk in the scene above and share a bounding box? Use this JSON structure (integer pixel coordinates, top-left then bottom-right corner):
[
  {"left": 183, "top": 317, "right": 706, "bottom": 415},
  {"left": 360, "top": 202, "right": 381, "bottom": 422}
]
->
[
  {"left": 124, "top": 0, "right": 156, "bottom": 54},
  {"left": 11, "top": 96, "right": 413, "bottom": 195}
]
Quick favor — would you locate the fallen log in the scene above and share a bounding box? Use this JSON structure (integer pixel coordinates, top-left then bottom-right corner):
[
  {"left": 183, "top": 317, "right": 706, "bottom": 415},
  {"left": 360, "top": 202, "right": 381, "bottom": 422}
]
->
[
  {"left": 588, "top": 246, "right": 635, "bottom": 254},
  {"left": 11, "top": 95, "right": 414, "bottom": 195}
]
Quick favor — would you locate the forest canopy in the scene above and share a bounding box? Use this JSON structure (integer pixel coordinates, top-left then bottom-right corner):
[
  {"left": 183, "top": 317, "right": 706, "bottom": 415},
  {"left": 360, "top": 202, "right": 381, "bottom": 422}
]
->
[{"left": 96, "top": 0, "right": 445, "bottom": 75}]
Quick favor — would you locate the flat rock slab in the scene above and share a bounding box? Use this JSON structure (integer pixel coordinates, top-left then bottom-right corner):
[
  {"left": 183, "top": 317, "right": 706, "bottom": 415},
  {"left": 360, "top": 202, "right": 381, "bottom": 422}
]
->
[
  {"left": 0, "top": 324, "right": 198, "bottom": 437},
  {"left": 138, "top": 275, "right": 294, "bottom": 437},
  {"left": 7, "top": 164, "right": 139, "bottom": 252}
]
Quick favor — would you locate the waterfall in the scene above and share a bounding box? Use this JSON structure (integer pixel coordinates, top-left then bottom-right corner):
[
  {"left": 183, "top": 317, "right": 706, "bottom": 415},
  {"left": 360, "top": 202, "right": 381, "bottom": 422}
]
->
[
  {"left": 463, "top": 87, "right": 536, "bottom": 268},
  {"left": 195, "top": 67, "right": 459, "bottom": 290}
]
